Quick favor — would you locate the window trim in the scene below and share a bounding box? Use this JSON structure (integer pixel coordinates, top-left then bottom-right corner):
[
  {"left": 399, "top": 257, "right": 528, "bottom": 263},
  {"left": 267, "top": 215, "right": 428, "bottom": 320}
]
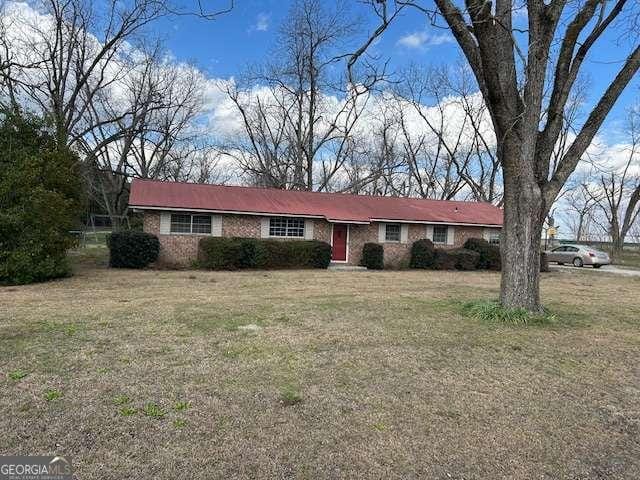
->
[
  {"left": 432, "top": 225, "right": 448, "bottom": 244},
  {"left": 169, "top": 213, "right": 212, "bottom": 235},
  {"left": 268, "top": 216, "right": 306, "bottom": 238},
  {"left": 488, "top": 231, "right": 501, "bottom": 246}
]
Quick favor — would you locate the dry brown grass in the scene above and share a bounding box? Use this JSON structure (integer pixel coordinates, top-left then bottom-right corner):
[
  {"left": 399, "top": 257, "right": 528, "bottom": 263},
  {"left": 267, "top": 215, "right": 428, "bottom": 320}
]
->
[{"left": 1, "top": 255, "right": 639, "bottom": 479}]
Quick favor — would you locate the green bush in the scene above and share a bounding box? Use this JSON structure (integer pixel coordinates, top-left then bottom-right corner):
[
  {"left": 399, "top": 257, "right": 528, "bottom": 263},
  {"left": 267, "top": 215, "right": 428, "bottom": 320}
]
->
[
  {"left": 199, "top": 237, "right": 245, "bottom": 269},
  {"left": 0, "top": 111, "right": 83, "bottom": 285},
  {"left": 361, "top": 243, "right": 384, "bottom": 270},
  {"left": 198, "top": 237, "right": 331, "bottom": 270},
  {"left": 463, "top": 237, "right": 501, "bottom": 270},
  {"left": 450, "top": 248, "right": 481, "bottom": 270},
  {"left": 432, "top": 248, "right": 480, "bottom": 270},
  {"left": 257, "top": 240, "right": 332, "bottom": 269},
  {"left": 410, "top": 239, "right": 436, "bottom": 268},
  {"left": 432, "top": 249, "right": 455, "bottom": 270},
  {"left": 107, "top": 231, "right": 160, "bottom": 268}
]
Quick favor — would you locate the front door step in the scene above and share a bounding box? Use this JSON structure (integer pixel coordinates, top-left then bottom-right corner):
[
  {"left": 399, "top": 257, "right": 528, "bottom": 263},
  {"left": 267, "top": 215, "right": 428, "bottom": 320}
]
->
[{"left": 328, "top": 264, "right": 367, "bottom": 271}]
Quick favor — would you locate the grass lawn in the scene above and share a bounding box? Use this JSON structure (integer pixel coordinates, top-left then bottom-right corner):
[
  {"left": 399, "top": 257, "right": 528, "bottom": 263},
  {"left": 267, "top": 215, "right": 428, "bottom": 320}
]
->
[{"left": 1, "top": 255, "right": 640, "bottom": 479}]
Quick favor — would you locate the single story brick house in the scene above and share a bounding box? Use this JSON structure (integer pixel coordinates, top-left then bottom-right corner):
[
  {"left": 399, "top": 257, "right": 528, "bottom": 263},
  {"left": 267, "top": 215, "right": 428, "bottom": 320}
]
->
[{"left": 129, "top": 179, "right": 503, "bottom": 267}]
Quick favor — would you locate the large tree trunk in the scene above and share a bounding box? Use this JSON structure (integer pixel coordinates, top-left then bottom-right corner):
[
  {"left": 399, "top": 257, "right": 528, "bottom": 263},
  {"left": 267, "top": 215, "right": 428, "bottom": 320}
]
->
[
  {"left": 499, "top": 146, "right": 547, "bottom": 312},
  {"left": 610, "top": 229, "right": 624, "bottom": 258}
]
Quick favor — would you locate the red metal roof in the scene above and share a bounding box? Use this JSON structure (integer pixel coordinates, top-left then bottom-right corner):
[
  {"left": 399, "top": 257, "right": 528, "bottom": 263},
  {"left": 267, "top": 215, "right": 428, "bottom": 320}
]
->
[{"left": 129, "top": 179, "right": 503, "bottom": 226}]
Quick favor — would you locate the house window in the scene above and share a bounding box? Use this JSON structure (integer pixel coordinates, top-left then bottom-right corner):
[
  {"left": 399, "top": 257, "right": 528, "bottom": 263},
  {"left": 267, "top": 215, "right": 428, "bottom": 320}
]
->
[
  {"left": 170, "top": 214, "right": 192, "bottom": 233},
  {"left": 433, "top": 225, "right": 448, "bottom": 244},
  {"left": 488, "top": 231, "right": 501, "bottom": 245},
  {"left": 385, "top": 223, "right": 401, "bottom": 242},
  {"left": 170, "top": 214, "right": 212, "bottom": 234},
  {"left": 269, "top": 217, "right": 305, "bottom": 237},
  {"left": 191, "top": 215, "right": 212, "bottom": 234}
]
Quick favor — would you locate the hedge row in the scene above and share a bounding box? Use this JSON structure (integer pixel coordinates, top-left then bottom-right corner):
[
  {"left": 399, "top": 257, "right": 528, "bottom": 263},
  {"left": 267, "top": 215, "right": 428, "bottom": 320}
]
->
[
  {"left": 365, "top": 238, "right": 480, "bottom": 271},
  {"left": 408, "top": 237, "right": 546, "bottom": 272},
  {"left": 407, "top": 238, "right": 482, "bottom": 271},
  {"left": 199, "top": 237, "right": 332, "bottom": 270},
  {"left": 432, "top": 248, "right": 480, "bottom": 270}
]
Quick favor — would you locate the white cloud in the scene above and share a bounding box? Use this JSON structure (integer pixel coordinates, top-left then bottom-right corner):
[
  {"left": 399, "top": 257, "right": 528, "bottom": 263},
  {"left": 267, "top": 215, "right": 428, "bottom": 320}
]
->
[
  {"left": 397, "top": 31, "right": 453, "bottom": 50},
  {"left": 252, "top": 12, "right": 270, "bottom": 32}
]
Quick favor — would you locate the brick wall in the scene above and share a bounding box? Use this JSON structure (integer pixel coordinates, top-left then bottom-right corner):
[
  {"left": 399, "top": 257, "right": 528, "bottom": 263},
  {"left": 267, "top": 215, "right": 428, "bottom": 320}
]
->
[
  {"left": 143, "top": 211, "right": 211, "bottom": 266},
  {"left": 347, "top": 223, "right": 497, "bottom": 268},
  {"left": 221, "top": 214, "right": 261, "bottom": 237},
  {"left": 142, "top": 210, "right": 500, "bottom": 268},
  {"left": 313, "top": 220, "right": 333, "bottom": 244}
]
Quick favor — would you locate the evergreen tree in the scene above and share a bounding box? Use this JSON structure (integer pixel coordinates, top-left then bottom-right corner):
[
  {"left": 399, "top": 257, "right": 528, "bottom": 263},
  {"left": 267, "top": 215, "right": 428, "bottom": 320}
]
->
[{"left": 0, "top": 110, "right": 83, "bottom": 284}]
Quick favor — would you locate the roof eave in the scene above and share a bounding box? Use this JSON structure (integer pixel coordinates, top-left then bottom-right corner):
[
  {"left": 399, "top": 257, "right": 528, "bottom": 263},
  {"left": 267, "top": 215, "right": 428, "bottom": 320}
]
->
[
  {"left": 370, "top": 218, "right": 503, "bottom": 227},
  {"left": 131, "top": 205, "right": 501, "bottom": 227},
  {"left": 129, "top": 204, "right": 327, "bottom": 220}
]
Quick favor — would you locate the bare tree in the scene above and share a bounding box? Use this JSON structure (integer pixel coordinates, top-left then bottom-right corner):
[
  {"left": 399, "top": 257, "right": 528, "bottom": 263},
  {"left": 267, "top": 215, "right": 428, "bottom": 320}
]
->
[
  {"left": 80, "top": 51, "right": 214, "bottom": 220},
  {"left": 1, "top": 0, "right": 169, "bottom": 145},
  {"left": 1, "top": 0, "right": 230, "bottom": 223},
  {"left": 223, "top": 0, "right": 375, "bottom": 191},
  {"left": 561, "top": 175, "right": 602, "bottom": 242},
  {"left": 591, "top": 107, "right": 640, "bottom": 255},
  {"left": 397, "top": 64, "right": 501, "bottom": 203},
  {"left": 353, "top": 0, "right": 640, "bottom": 311},
  {"left": 0, "top": 0, "right": 232, "bottom": 132},
  {"left": 335, "top": 99, "right": 407, "bottom": 195}
]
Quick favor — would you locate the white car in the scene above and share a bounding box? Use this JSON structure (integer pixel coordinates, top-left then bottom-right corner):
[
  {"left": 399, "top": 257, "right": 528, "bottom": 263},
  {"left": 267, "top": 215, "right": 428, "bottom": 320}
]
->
[{"left": 545, "top": 244, "right": 611, "bottom": 268}]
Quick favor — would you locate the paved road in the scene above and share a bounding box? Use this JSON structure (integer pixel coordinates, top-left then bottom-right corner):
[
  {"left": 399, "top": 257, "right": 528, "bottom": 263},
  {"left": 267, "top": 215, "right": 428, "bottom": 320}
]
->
[{"left": 550, "top": 264, "right": 640, "bottom": 278}]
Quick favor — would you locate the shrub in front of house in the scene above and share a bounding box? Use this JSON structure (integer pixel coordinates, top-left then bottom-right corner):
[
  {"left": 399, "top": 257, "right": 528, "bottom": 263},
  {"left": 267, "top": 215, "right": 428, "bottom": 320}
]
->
[
  {"left": 309, "top": 241, "right": 333, "bottom": 268},
  {"left": 361, "top": 243, "right": 384, "bottom": 270},
  {"left": 199, "top": 237, "right": 246, "bottom": 269},
  {"left": 107, "top": 231, "right": 160, "bottom": 268},
  {"left": 198, "top": 237, "right": 331, "bottom": 270},
  {"left": 410, "top": 239, "right": 436, "bottom": 269},
  {"left": 450, "top": 248, "right": 481, "bottom": 270},
  {"left": 432, "top": 249, "right": 456, "bottom": 270},
  {"left": 432, "top": 248, "right": 480, "bottom": 270},
  {"left": 463, "top": 238, "right": 501, "bottom": 270},
  {"left": 256, "top": 240, "right": 332, "bottom": 269}
]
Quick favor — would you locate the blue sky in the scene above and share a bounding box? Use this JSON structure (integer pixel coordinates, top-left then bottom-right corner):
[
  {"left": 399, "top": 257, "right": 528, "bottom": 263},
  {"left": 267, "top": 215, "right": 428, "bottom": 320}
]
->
[
  {"left": 152, "top": 0, "right": 639, "bottom": 138},
  {"left": 153, "top": 0, "right": 461, "bottom": 77}
]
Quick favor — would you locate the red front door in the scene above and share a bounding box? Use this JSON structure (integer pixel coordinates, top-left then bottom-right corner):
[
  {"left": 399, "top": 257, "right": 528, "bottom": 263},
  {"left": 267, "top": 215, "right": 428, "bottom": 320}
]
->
[{"left": 332, "top": 224, "right": 348, "bottom": 261}]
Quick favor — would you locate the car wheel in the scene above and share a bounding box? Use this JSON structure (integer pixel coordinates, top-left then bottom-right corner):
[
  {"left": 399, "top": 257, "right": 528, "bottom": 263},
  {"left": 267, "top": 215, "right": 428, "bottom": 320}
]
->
[{"left": 573, "top": 257, "right": 583, "bottom": 268}]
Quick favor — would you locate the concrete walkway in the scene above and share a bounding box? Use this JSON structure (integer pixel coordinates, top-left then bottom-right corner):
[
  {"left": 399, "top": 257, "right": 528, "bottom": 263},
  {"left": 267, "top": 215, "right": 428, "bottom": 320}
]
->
[{"left": 550, "top": 264, "right": 640, "bottom": 278}]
